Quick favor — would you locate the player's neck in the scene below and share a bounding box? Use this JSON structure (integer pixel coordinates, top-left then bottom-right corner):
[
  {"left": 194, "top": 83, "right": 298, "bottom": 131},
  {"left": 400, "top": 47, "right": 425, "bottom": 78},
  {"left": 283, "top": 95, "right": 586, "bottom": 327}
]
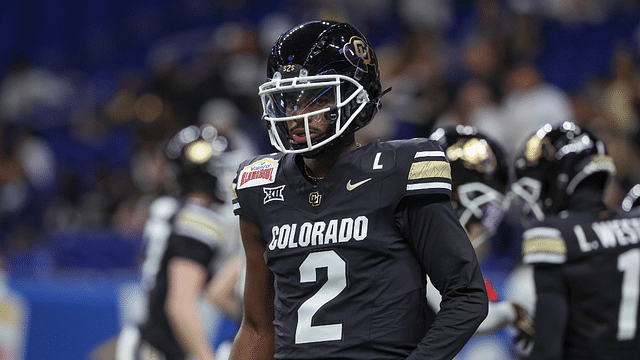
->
[
  {"left": 303, "top": 156, "right": 334, "bottom": 180},
  {"left": 302, "top": 136, "right": 359, "bottom": 181}
]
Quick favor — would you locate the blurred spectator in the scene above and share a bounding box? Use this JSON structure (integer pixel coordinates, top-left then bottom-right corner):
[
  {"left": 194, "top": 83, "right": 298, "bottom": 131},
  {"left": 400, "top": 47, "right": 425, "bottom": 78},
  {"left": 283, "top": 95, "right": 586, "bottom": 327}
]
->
[
  {"left": 197, "top": 98, "right": 258, "bottom": 201},
  {"left": 43, "top": 110, "right": 136, "bottom": 233},
  {"left": 599, "top": 46, "right": 639, "bottom": 136},
  {"left": 448, "top": 0, "right": 513, "bottom": 98},
  {"left": 499, "top": 61, "right": 574, "bottom": 158},
  {"left": 372, "top": 26, "right": 452, "bottom": 141},
  {"left": 433, "top": 78, "right": 509, "bottom": 144},
  {"left": 504, "top": 11, "right": 543, "bottom": 62},
  {"left": 0, "top": 125, "right": 56, "bottom": 252},
  {"left": 458, "top": 33, "right": 507, "bottom": 101},
  {"left": 570, "top": 45, "right": 640, "bottom": 206},
  {"left": 536, "top": 0, "right": 637, "bottom": 25},
  {"left": 397, "top": 0, "right": 453, "bottom": 32},
  {"left": 257, "top": 13, "right": 296, "bottom": 54},
  {"left": 212, "top": 22, "right": 265, "bottom": 118},
  {"left": 0, "top": 51, "right": 76, "bottom": 130}
]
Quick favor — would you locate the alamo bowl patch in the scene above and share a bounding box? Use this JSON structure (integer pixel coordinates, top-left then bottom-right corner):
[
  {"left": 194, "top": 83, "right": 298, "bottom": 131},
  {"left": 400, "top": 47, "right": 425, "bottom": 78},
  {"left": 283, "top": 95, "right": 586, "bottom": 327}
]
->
[{"left": 237, "top": 158, "right": 279, "bottom": 189}]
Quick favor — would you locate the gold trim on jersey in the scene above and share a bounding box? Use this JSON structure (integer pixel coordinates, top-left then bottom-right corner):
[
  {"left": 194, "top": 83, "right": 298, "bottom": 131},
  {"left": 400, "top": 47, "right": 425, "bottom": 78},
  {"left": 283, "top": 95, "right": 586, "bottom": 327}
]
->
[
  {"left": 408, "top": 161, "right": 451, "bottom": 180},
  {"left": 175, "top": 210, "right": 224, "bottom": 246},
  {"left": 522, "top": 236, "right": 567, "bottom": 256},
  {"left": 522, "top": 227, "right": 567, "bottom": 264}
]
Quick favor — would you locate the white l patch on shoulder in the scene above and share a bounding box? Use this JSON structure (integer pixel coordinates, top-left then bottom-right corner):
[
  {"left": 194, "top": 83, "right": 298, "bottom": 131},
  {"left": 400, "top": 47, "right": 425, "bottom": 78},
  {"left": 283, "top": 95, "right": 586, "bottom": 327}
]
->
[{"left": 237, "top": 158, "right": 279, "bottom": 189}]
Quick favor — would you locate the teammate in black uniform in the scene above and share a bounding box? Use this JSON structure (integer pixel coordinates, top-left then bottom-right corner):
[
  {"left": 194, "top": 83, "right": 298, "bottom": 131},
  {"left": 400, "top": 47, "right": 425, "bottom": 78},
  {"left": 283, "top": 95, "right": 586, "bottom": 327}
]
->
[
  {"left": 117, "top": 124, "right": 238, "bottom": 360},
  {"left": 511, "top": 121, "right": 640, "bottom": 359},
  {"left": 430, "top": 126, "right": 534, "bottom": 357},
  {"left": 229, "top": 20, "right": 488, "bottom": 360}
]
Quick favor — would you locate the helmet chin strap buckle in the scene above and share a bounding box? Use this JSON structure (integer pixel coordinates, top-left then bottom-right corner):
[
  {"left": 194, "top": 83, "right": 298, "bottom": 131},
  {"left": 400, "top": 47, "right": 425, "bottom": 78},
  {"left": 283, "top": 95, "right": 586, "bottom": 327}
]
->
[{"left": 356, "top": 91, "right": 368, "bottom": 104}]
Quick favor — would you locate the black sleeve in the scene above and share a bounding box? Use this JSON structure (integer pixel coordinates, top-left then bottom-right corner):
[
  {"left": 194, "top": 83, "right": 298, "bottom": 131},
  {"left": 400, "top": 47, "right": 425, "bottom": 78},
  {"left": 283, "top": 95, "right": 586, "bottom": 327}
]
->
[
  {"left": 167, "top": 234, "right": 215, "bottom": 268},
  {"left": 397, "top": 195, "right": 488, "bottom": 360},
  {"left": 526, "top": 265, "right": 568, "bottom": 360}
]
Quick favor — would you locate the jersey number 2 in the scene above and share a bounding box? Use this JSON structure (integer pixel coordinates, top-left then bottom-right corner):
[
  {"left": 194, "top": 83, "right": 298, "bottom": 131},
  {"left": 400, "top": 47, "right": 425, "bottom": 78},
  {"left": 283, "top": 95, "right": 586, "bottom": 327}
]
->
[
  {"left": 295, "top": 250, "right": 346, "bottom": 344},
  {"left": 618, "top": 248, "right": 640, "bottom": 341}
]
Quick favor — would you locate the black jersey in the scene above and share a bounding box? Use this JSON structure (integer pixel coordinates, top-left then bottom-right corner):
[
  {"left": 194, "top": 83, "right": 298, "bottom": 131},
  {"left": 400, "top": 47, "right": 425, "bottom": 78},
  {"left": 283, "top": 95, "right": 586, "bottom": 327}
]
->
[
  {"left": 232, "top": 139, "right": 487, "bottom": 360},
  {"left": 522, "top": 189, "right": 640, "bottom": 360},
  {"left": 137, "top": 196, "right": 234, "bottom": 359}
]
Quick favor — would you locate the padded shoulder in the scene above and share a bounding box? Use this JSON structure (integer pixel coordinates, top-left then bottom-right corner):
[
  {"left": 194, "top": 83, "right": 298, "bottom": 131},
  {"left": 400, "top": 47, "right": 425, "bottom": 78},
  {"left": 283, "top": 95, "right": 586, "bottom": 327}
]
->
[
  {"left": 174, "top": 202, "right": 226, "bottom": 249},
  {"left": 381, "top": 138, "right": 452, "bottom": 199}
]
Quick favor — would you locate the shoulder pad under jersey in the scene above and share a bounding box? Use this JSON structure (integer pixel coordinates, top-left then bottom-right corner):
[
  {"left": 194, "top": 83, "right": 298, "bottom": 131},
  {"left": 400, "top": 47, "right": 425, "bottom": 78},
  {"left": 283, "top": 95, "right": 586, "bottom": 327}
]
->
[
  {"left": 174, "top": 202, "right": 226, "bottom": 249},
  {"left": 232, "top": 153, "right": 284, "bottom": 213},
  {"left": 382, "top": 138, "right": 452, "bottom": 199}
]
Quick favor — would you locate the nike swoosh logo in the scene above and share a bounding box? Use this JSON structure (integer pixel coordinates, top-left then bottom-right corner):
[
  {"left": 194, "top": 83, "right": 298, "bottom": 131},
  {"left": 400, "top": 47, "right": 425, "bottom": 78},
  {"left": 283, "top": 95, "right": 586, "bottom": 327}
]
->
[{"left": 346, "top": 178, "right": 372, "bottom": 191}]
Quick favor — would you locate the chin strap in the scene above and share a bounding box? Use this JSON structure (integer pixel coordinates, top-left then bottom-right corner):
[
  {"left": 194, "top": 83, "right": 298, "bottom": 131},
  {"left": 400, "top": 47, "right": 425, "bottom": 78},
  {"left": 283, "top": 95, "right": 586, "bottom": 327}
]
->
[
  {"left": 374, "top": 86, "right": 393, "bottom": 110},
  {"left": 352, "top": 86, "right": 393, "bottom": 131}
]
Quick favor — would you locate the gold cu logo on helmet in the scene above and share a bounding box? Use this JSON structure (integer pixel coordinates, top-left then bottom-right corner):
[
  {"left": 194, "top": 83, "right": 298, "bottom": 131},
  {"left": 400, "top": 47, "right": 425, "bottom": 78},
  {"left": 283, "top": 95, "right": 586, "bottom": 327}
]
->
[
  {"left": 309, "top": 192, "right": 322, "bottom": 207},
  {"left": 344, "top": 36, "right": 372, "bottom": 71}
]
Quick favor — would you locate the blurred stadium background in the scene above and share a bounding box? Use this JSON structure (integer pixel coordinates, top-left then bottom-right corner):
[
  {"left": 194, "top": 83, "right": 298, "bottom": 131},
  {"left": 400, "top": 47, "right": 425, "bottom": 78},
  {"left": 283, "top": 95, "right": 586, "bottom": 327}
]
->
[{"left": 1, "top": 0, "right": 640, "bottom": 359}]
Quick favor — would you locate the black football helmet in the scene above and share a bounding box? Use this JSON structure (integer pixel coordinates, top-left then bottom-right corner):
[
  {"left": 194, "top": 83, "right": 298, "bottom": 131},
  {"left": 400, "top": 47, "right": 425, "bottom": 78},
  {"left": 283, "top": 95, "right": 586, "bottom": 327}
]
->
[
  {"left": 165, "top": 124, "right": 228, "bottom": 201},
  {"left": 259, "top": 20, "right": 383, "bottom": 156},
  {"left": 511, "top": 121, "right": 616, "bottom": 221},
  {"left": 430, "top": 125, "right": 509, "bottom": 248},
  {"left": 622, "top": 184, "right": 640, "bottom": 212}
]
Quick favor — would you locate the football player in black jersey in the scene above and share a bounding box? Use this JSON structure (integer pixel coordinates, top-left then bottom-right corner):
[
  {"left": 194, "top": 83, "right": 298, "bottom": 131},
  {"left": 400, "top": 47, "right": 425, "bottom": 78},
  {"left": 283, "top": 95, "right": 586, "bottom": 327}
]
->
[
  {"left": 430, "top": 126, "right": 535, "bottom": 357},
  {"left": 511, "top": 121, "right": 640, "bottom": 359},
  {"left": 116, "top": 124, "right": 239, "bottom": 360},
  {"left": 229, "top": 20, "right": 488, "bottom": 360}
]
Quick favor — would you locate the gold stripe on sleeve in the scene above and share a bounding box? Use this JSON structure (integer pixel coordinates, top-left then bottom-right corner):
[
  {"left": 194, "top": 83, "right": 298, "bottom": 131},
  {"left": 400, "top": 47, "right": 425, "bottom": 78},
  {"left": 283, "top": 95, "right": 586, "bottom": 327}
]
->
[{"left": 408, "top": 161, "right": 451, "bottom": 180}]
